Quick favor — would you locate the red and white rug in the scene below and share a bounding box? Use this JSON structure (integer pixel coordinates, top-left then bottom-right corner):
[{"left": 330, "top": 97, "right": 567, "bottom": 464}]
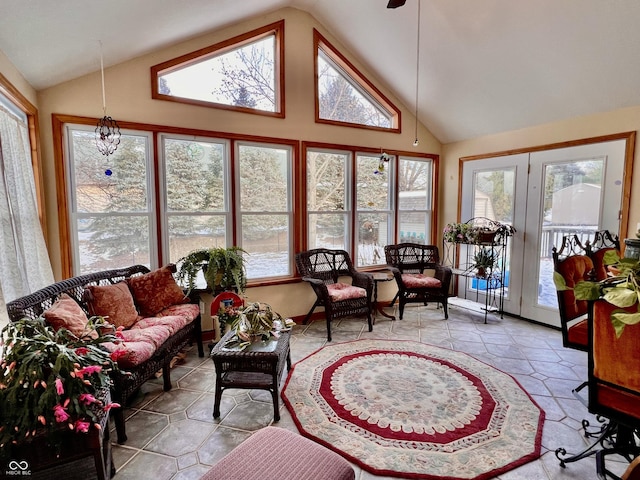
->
[{"left": 281, "top": 339, "right": 544, "bottom": 480}]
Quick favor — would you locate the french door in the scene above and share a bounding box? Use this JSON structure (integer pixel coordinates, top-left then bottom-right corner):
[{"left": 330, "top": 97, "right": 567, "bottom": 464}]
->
[{"left": 460, "top": 139, "right": 627, "bottom": 326}]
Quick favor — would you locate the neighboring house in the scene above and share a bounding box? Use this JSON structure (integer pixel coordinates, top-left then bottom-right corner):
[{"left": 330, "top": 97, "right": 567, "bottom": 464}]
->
[{"left": 550, "top": 183, "right": 601, "bottom": 226}]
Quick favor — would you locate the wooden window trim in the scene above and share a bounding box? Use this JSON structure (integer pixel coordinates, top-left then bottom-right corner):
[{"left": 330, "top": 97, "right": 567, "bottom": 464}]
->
[
  {"left": 52, "top": 114, "right": 299, "bottom": 278},
  {"left": 301, "top": 141, "right": 437, "bottom": 267},
  {"left": 457, "top": 131, "right": 636, "bottom": 242},
  {"left": 151, "top": 20, "right": 285, "bottom": 118},
  {"left": 313, "top": 29, "right": 401, "bottom": 133}
]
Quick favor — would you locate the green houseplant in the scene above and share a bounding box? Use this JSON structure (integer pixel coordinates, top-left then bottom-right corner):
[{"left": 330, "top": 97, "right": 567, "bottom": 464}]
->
[
  {"left": 224, "top": 302, "right": 294, "bottom": 350},
  {"left": 0, "top": 317, "right": 121, "bottom": 457},
  {"left": 472, "top": 247, "right": 496, "bottom": 277},
  {"left": 177, "top": 247, "right": 248, "bottom": 294}
]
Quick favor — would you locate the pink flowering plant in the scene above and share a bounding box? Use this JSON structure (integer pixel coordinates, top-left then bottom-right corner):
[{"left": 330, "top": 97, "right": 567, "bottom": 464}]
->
[{"left": 0, "top": 316, "right": 121, "bottom": 453}]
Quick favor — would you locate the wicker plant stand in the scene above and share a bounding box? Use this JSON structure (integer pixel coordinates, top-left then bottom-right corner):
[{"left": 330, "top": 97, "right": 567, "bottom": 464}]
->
[{"left": 211, "top": 330, "right": 291, "bottom": 421}]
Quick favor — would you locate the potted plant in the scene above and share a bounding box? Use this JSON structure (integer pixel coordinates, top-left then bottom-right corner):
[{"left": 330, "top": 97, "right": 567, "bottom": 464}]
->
[
  {"left": 224, "top": 302, "right": 294, "bottom": 350},
  {"left": 0, "top": 317, "right": 121, "bottom": 459},
  {"left": 472, "top": 247, "right": 496, "bottom": 277},
  {"left": 176, "top": 246, "right": 248, "bottom": 294}
]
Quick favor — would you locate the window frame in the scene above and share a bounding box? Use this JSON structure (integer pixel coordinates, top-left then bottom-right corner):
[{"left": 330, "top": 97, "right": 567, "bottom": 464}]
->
[
  {"left": 302, "top": 141, "right": 437, "bottom": 269},
  {"left": 54, "top": 115, "right": 300, "bottom": 282},
  {"left": 151, "top": 20, "right": 285, "bottom": 118},
  {"left": 313, "top": 29, "right": 401, "bottom": 133},
  {"left": 64, "top": 124, "right": 157, "bottom": 274},
  {"left": 235, "top": 140, "right": 295, "bottom": 279}
]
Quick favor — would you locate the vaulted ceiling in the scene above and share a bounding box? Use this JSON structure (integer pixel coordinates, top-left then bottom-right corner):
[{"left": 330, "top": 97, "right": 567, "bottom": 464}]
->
[{"left": 2, "top": 0, "right": 640, "bottom": 143}]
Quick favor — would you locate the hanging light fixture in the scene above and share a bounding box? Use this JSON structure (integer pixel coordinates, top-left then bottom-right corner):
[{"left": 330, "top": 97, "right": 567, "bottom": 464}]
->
[
  {"left": 95, "top": 41, "right": 121, "bottom": 157},
  {"left": 412, "top": 0, "right": 421, "bottom": 147}
]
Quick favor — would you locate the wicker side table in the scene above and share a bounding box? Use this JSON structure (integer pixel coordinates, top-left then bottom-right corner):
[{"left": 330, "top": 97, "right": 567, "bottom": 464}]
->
[{"left": 211, "top": 330, "right": 292, "bottom": 421}]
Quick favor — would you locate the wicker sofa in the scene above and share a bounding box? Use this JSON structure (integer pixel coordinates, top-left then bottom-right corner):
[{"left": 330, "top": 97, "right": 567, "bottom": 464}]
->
[{"left": 6, "top": 264, "right": 204, "bottom": 444}]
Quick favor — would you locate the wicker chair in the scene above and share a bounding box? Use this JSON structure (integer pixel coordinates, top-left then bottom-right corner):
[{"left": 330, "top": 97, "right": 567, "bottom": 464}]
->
[
  {"left": 384, "top": 243, "right": 451, "bottom": 320},
  {"left": 295, "top": 248, "right": 373, "bottom": 342}
]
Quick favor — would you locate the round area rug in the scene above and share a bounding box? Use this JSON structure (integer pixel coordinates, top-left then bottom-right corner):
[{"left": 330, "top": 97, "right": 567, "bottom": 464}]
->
[{"left": 281, "top": 339, "right": 544, "bottom": 480}]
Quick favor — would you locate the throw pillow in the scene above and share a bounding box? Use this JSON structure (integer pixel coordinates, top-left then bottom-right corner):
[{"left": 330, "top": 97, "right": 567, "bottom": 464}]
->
[
  {"left": 43, "top": 293, "right": 98, "bottom": 339},
  {"left": 127, "top": 266, "right": 189, "bottom": 316},
  {"left": 85, "top": 281, "right": 139, "bottom": 329}
]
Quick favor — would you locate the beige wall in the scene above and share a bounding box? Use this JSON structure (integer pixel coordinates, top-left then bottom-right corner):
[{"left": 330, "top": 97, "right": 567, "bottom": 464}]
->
[
  {"left": 441, "top": 107, "right": 640, "bottom": 240},
  {"left": 29, "top": 7, "right": 439, "bottom": 325},
  {"left": 0, "top": 49, "right": 37, "bottom": 106}
]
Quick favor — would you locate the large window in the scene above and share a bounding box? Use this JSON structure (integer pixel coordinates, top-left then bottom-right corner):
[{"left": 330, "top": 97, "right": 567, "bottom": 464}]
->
[
  {"left": 151, "top": 21, "right": 284, "bottom": 117},
  {"left": 65, "top": 125, "right": 294, "bottom": 280},
  {"left": 398, "top": 156, "right": 433, "bottom": 243},
  {"left": 305, "top": 144, "right": 434, "bottom": 268},
  {"left": 161, "top": 135, "right": 229, "bottom": 262},
  {"left": 66, "top": 126, "right": 154, "bottom": 274},
  {"left": 237, "top": 143, "right": 293, "bottom": 278},
  {"left": 314, "top": 30, "right": 400, "bottom": 132}
]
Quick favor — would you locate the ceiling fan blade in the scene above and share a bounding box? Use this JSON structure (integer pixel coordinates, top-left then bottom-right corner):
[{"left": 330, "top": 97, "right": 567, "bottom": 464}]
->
[{"left": 387, "top": 0, "right": 406, "bottom": 8}]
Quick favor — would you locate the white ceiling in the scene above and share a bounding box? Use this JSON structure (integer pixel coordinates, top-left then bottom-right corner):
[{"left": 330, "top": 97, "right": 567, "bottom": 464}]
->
[{"left": 1, "top": 0, "right": 640, "bottom": 143}]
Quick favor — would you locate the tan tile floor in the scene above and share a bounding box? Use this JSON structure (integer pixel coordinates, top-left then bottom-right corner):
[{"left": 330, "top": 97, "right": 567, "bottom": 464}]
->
[{"left": 110, "top": 302, "right": 631, "bottom": 479}]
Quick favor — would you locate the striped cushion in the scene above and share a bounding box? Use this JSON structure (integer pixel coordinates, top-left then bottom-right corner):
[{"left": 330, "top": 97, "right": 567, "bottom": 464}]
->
[{"left": 201, "top": 426, "right": 354, "bottom": 480}]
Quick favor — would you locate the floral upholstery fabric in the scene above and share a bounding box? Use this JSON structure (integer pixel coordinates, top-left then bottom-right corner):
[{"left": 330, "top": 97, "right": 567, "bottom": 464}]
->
[
  {"left": 157, "top": 303, "right": 200, "bottom": 322},
  {"left": 44, "top": 293, "right": 98, "bottom": 339},
  {"left": 101, "top": 324, "right": 173, "bottom": 368},
  {"left": 127, "top": 266, "right": 189, "bottom": 316},
  {"left": 85, "top": 281, "right": 140, "bottom": 329},
  {"left": 101, "top": 340, "right": 156, "bottom": 369},
  {"left": 327, "top": 282, "right": 367, "bottom": 302},
  {"left": 401, "top": 273, "right": 442, "bottom": 289},
  {"left": 131, "top": 315, "right": 191, "bottom": 335}
]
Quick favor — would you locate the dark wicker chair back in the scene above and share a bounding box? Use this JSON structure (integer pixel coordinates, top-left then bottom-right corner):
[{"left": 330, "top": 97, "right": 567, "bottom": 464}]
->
[
  {"left": 384, "top": 243, "right": 451, "bottom": 320},
  {"left": 295, "top": 248, "right": 373, "bottom": 341},
  {"left": 586, "top": 229, "right": 620, "bottom": 281}
]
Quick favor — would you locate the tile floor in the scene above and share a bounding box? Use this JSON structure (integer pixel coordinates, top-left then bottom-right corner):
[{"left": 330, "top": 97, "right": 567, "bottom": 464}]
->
[{"left": 110, "top": 302, "right": 631, "bottom": 480}]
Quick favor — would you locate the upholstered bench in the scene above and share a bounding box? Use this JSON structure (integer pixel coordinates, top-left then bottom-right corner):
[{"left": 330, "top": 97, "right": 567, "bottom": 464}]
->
[{"left": 201, "top": 426, "right": 354, "bottom": 480}]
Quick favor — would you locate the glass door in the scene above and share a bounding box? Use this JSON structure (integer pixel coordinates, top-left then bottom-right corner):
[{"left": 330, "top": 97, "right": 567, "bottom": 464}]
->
[
  {"left": 460, "top": 139, "right": 627, "bottom": 326},
  {"left": 460, "top": 154, "right": 528, "bottom": 316},
  {"left": 521, "top": 141, "right": 625, "bottom": 325}
]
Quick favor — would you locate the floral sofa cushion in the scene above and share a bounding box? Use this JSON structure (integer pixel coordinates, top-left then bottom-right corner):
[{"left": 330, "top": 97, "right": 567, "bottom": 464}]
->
[
  {"left": 401, "top": 273, "right": 442, "bottom": 289},
  {"left": 127, "top": 266, "right": 189, "bottom": 316},
  {"left": 102, "top": 324, "right": 174, "bottom": 368},
  {"left": 131, "top": 314, "right": 192, "bottom": 336},
  {"left": 43, "top": 293, "right": 98, "bottom": 339},
  {"left": 85, "top": 281, "right": 140, "bottom": 329},
  {"left": 327, "top": 282, "right": 367, "bottom": 302}
]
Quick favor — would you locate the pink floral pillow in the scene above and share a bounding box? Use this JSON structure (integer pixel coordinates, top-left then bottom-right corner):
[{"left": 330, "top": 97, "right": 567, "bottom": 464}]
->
[
  {"left": 127, "top": 266, "right": 189, "bottom": 316},
  {"left": 85, "top": 282, "right": 139, "bottom": 329},
  {"left": 401, "top": 273, "right": 442, "bottom": 289},
  {"left": 44, "top": 293, "right": 98, "bottom": 339},
  {"left": 327, "top": 282, "right": 367, "bottom": 302}
]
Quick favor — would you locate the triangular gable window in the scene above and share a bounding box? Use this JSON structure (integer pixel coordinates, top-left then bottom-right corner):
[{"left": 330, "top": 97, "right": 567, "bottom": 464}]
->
[
  {"left": 151, "top": 21, "right": 284, "bottom": 117},
  {"left": 314, "top": 30, "right": 400, "bottom": 132}
]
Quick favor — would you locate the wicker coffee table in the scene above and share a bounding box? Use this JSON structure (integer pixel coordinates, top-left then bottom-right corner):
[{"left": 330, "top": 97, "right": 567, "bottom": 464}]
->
[{"left": 211, "top": 329, "right": 292, "bottom": 421}]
